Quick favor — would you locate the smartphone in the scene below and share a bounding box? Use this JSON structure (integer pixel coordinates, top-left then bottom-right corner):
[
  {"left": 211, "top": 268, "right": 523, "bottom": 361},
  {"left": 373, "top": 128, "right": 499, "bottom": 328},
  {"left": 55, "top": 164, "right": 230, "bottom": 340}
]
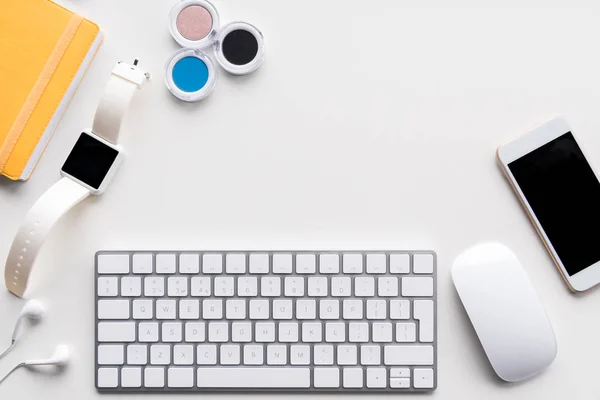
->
[{"left": 497, "top": 116, "right": 600, "bottom": 292}]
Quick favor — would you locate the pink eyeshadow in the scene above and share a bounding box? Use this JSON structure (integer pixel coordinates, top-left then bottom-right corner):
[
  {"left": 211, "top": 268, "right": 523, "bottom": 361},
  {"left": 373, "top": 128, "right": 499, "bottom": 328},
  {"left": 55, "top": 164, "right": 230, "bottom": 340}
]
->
[{"left": 176, "top": 5, "right": 213, "bottom": 41}]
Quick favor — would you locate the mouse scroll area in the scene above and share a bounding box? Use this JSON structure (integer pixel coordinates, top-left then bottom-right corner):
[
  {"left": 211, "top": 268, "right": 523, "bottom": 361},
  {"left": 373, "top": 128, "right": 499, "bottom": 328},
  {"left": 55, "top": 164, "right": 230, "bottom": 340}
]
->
[{"left": 452, "top": 242, "right": 557, "bottom": 382}]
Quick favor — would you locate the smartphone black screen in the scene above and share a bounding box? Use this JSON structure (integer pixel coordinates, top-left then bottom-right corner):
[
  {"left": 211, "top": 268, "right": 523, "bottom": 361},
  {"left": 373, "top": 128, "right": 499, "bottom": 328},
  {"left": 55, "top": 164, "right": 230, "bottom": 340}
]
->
[{"left": 508, "top": 132, "right": 600, "bottom": 276}]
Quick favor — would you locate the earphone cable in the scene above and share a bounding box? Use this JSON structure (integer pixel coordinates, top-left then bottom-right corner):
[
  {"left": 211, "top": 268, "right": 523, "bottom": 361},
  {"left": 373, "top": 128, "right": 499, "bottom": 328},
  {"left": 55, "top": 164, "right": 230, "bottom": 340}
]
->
[
  {"left": 0, "top": 362, "right": 24, "bottom": 385},
  {"left": 0, "top": 342, "right": 15, "bottom": 361}
]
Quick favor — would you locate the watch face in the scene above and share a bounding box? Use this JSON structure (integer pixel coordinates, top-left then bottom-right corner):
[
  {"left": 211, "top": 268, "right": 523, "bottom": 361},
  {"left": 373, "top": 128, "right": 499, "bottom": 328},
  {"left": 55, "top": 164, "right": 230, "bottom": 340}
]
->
[{"left": 61, "top": 132, "right": 119, "bottom": 189}]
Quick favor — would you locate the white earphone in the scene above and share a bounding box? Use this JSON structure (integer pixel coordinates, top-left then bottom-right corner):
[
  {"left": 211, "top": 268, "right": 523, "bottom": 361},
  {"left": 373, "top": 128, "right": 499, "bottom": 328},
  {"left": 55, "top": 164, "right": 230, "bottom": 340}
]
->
[
  {"left": 0, "top": 299, "right": 45, "bottom": 360},
  {"left": 0, "top": 345, "right": 70, "bottom": 385}
]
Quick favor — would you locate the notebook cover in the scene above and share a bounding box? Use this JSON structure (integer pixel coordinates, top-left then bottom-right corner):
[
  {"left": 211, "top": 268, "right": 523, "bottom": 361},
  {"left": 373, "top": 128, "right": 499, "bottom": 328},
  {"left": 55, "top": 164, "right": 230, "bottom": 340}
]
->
[{"left": 0, "top": 0, "right": 102, "bottom": 180}]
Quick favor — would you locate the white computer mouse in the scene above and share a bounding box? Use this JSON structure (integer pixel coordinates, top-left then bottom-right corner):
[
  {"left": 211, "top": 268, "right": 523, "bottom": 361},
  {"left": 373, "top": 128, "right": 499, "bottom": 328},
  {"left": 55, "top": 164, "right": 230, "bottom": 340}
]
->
[{"left": 452, "top": 242, "right": 557, "bottom": 382}]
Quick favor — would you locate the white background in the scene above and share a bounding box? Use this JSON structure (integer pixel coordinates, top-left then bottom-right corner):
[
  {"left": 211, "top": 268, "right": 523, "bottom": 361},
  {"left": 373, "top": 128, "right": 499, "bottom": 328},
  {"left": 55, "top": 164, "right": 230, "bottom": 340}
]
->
[{"left": 1, "top": 0, "right": 600, "bottom": 398}]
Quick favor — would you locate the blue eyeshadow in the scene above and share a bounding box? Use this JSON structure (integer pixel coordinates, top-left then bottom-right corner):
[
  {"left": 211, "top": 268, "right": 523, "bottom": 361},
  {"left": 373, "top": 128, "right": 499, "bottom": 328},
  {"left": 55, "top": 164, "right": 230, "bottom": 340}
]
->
[{"left": 172, "top": 56, "right": 209, "bottom": 93}]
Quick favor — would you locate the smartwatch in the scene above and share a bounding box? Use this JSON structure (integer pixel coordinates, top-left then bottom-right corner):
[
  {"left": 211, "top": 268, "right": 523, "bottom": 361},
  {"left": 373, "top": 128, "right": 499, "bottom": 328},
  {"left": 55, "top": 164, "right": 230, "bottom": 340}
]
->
[{"left": 4, "top": 59, "right": 149, "bottom": 297}]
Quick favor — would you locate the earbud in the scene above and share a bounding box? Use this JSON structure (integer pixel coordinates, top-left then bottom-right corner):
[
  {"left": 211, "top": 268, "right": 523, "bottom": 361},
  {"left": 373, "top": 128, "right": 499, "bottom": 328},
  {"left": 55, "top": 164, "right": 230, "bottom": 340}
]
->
[
  {"left": 24, "top": 344, "right": 70, "bottom": 367},
  {"left": 0, "top": 299, "right": 45, "bottom": 360},
  {"left": 0, "top": 345, "right": 69, "bottom": 386}
]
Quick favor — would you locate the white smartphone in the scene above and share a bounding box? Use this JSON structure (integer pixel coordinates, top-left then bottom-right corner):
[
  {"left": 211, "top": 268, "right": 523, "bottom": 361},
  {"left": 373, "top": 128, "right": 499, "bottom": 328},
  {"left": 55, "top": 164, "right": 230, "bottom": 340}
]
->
[{"left": 497, "top": 116, "right": 600, "bottom": 292}]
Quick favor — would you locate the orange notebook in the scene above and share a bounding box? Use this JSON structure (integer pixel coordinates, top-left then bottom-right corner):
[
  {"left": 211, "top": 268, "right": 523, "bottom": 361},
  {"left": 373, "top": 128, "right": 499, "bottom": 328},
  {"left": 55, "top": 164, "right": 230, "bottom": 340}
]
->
[{"left": 0, "top": 0, "right": 102, "bottom": 180}]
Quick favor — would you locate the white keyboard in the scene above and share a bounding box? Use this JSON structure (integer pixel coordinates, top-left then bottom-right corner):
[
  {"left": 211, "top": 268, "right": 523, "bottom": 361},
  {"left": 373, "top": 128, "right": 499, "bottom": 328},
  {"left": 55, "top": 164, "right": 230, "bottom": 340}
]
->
[{"left": 95, "top": 251, "right": 437, "bottom": 392}]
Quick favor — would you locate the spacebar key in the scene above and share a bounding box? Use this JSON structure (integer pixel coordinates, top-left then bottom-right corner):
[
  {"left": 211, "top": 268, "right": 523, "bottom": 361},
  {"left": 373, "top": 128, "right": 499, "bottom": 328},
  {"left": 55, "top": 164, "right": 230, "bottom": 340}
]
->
[{"left": 197, "top": 368, "right": 311, "bottom": 388}]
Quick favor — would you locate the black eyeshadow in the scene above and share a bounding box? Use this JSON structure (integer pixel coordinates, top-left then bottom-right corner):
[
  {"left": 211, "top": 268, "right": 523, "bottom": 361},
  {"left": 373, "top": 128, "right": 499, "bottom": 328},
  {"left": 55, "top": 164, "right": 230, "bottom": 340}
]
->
[{"left": 222, "top": 29, "right": 259, "bottom": 66}]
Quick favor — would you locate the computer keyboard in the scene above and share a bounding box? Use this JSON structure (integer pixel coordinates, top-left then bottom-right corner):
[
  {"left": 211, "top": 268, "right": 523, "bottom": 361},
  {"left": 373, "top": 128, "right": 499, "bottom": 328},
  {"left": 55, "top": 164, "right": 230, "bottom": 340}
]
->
[{"left": 95, "top": 251, "right": 437, "bottom": 392}]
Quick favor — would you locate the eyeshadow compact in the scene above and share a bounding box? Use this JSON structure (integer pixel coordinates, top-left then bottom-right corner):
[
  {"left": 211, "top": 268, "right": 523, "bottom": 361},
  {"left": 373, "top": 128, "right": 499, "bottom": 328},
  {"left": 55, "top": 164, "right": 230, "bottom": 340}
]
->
[{"left": 166, "top": 0, "right": 265, "bottom": 102}]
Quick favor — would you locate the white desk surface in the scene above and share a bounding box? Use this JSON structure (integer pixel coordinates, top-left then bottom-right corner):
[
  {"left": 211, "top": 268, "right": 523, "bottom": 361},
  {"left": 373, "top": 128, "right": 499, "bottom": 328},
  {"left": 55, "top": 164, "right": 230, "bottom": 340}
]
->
[{"left": 1, "top": 0, "right": 600, "bottom": 398}]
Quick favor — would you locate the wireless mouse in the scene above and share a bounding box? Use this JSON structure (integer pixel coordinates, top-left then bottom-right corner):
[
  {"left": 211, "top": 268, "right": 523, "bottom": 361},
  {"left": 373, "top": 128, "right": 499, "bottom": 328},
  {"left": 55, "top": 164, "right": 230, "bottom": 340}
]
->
[{"left": 452, "top": 242, "right": 557, "bottom": 382}]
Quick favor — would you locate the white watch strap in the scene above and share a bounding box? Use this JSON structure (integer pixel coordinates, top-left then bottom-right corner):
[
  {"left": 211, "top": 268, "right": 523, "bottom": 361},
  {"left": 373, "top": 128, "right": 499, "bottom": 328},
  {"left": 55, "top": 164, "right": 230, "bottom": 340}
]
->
[
  {"left": 5, "top": 178, "right": 90, "bottom": 297},
  {"left": 91, "top": 59, "right": 149, "bottom": 144}
]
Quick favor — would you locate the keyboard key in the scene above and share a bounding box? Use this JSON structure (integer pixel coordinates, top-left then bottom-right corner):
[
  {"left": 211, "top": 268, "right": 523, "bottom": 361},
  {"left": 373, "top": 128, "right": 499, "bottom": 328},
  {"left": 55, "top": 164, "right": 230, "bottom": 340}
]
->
[
  {"left": 261, "top": 276, "right": 281, "bottom": 297},
  {"left": 232, "top": 322, "right": 252, "bottom": 342},
  {"left": 168, "top": 277, "right": 188, "bottom": 297},
  {"left": 296, "top": 254, "right": 316, "bottom": 274},
  {"left": 255, "top": 323, "right": 276, "bottom": 342},
  {"left": 138, "top": 322, "right": 159, "bottom": 342},
  {"left": 314, "top": 367, "right": 340, "bottom": 388},
  {"left": 284, "top": 277, "right": 304, "bottom": 297},
  {"left": 132, "top": 253, "right": 153, "bottom": 274},
  {"left": 390, "top": 299, "right": 410, "bottom": 320},
  {"left": 122, "top": 367, "right": 142, "bottom": 388},
  {"left": 144, "top": 277, "right": 164, "bottom": 297},
  {"left": 98, "top": 367, "right": 118, "bottom": 388},
  {"left": 325, "top": 323, "right": 345, "bottom": 342},
  {"left": 150, "top": 345, "right": 171, "bottom": 365},
  {"left": 214, "top": 277, "right": 234, "bottom": 297},
  {"left": 249, "top": 253, "right": 269, "bottom": 274},
  {"left": 396, "top": 322, "right": 417, "bottom": 342},
  {"left": 202, "top": 253, "right": 223, "bottom": 274},
  {"left": 314, "top": 345, "right": 334, "bottom": 365},
  {"left": 390, "top": 368, "right": 410, "bottom": 378},
  {"left": 413, "top": 368, "right": 434, "bottom": 388},
  {"left": 197, "top": 345, "right": 217, "bottom": 365},
  {"left": 319, "top": 300, "right": 339, "bottom": 319},
  {"left": 378, "top": 277, "right": 399, "bottom": 297},
  {"left": 337, "top": 345, "right": 357, "bottom": 365},
  {"left": 366, "top": 254, "right": 386, "bottom": 274},
  {"left": 361, "top": 345, "right": 381, "bottom": 365},
  {"left": 267, "top": 345, "right": 287, "bottom": 365},
  {"left": 237, "top": 277, "right": 258, "bottom": 297},
  {"left": 290, "top": 345, "right": 310, "bottom": 365},
  {"left": 144, "top": 367, "right": 165, "bottom": 388},
  {"left": 414, "top": 299, "right": 434, "bottom": 342},
  {"left": 179, "top": 253, "right": 200, "bottom": 274},
  {"left": 307, "top": 277, "right": 328, "bottom": 297},
  {"left": 127, "top": 345, "right": 148, "bottom": 365},
  {"left": 366, "top": 300, "right": 386, "bottom": 320},
  {"left": 367, "top": 368, "right": 386, "bottom": 388},
  {"left": 208, "top": 322, "right": 228, "bottom": 342},
  {"left": 133, "top": 299, "right": 153, "bottom": 320},
  {"left": 98, "top": 277, "right": 118, "bottom": 297},
  {"left": 170, "top": 348, "right": 192, "bottom": 368},
  {"left": 162, "top": 322, "right": 182, "bottom": 342},
  {"left": 179, "top": 299, "right": 200, "bottom": 319},
  {"left": 413, "top": 254, "right": 434, "bottom": 274},
  {"left": 332, "top": 277, "right": 351, "bottom": 297},
  {"left": 384, "top": 345, "right": 434, "bottom": 365},
  {"left": 185, "top": 322, "right": 205, "bottom": 342},
  {"left": 220, "top": 345, "right": 240, "bottom": 365},
  {"left": 343, "top": 367, "right": 363, "bottom": 388},
  {"left": 98, "top": 254, "right": 129, "bottom": 274},
  {"left": 319, "top": 253, "right": 340, "bottom": 274},
  {"left": 121, "top": 277, "right": 141, "bottom": 297},
  {"left": 296, "top": 299, "right": 316, "bottom": 319},
  {"left": 354, "top": 277, "right": 375, "bottom": 297},
  {"left": 343, "top": 253, "right": 363, "bottom": 273},
  {"left": 372, "top": 323, "right": 393, "bottom": 342},
  {"left": 402, "top": 277, "right": 434, "bottom": 297},
  {"left": 279, "top": 322, "right": 299, "bottom": 342},
  {"left": 343, "top": 300, "right": 363, "bottom": 319},
  {"left": 156, "top": 253, "right": 176, "bottom": 274},
  {"left": 196, "top": 367, "right": 310, "bottom": 388},
  {"left": 226, "top": 299, "right": 246, "bottom": 319},
  {"left": 191, "top": 277, "right": 211, "bottom": 297},
  {"left": 156, "top": 300, "right": 176, "bottom": 319},
  {"left": 272, "top": 253, "right": 292, "bottom": 273},
  {"left": 98, "top": 322, "right": 135, "bottom": 342},
  {"left": 302, "top": 322, "right": 322, "bottom": 342},
  {"left": 168, "top": 367, "right": 193, "bottom": 388},
  {"left": 390, "top": 377, "right": 410, "bottom": 388},
  {"left": 226, "top": 253, "right": 246, "bottom": 274},
  {"left": 349, "top": 322, "right": 369, "bottom": 343},
  {"left": 273, "top": 299, "right": 293, "bottom": 319},
  {"left": 243, "top": 345, "right": 264, "bottom": 365},
  {"left": 249, "top": 299, "right": 269, "bottom": 319},
  {"left": 98, "top": 300, "right": 129, "bottom": 319},
  {"left": 98, "top": 345, "right": 124, "bottom": 365},
  {"left": 389, "top": 253, "right": 410, "bottom": 274}
]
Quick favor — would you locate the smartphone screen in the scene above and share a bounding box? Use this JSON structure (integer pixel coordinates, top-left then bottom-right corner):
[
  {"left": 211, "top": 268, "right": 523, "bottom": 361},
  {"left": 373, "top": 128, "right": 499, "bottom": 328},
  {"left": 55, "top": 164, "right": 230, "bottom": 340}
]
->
[{"left": 508, "top": 132, "right": 600, "bottom": 276}]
